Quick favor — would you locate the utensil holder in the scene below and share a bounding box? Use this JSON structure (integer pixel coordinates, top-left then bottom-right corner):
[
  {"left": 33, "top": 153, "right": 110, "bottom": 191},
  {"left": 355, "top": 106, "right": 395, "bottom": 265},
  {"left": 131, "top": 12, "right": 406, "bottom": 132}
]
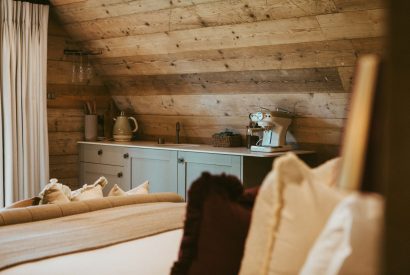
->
[{"left": 85, "top": 115, "right": 98, "bottom": 141}]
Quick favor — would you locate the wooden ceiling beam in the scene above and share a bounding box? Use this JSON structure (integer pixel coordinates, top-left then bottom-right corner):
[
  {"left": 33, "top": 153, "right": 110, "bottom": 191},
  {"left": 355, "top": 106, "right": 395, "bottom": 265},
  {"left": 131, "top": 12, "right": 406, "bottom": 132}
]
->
[{"left": 81, "top": 9, "right": 385, "bottom": 58}]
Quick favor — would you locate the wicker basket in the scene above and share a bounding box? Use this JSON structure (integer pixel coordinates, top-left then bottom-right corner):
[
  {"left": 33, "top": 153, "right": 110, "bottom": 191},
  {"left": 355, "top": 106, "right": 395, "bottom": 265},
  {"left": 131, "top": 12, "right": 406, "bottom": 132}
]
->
[{"left": 212, "top": 133, "right": 242, "bottom": 147}]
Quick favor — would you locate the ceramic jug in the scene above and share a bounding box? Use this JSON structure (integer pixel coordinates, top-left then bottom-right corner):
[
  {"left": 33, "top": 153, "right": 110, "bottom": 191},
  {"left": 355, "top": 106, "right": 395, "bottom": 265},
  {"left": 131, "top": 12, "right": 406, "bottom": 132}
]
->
[{"left": 113, "top": 111, "right": 138, "bottom": 141}]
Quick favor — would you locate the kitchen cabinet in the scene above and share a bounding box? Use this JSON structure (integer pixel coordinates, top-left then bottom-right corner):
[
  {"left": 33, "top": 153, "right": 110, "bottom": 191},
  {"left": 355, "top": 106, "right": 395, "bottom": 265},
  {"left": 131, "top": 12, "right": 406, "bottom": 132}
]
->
[
  {"left": 79, "top": 144, "right": 246, "bottom": 199},
  {"left": 125, "top": 148, "right": 178, "bottom": 194},
  {"left": 177, "top": 151, "right": 241, "bottom": 198},
  {"left": 79, "top": 142, "right": 314, "bottom": 200}
]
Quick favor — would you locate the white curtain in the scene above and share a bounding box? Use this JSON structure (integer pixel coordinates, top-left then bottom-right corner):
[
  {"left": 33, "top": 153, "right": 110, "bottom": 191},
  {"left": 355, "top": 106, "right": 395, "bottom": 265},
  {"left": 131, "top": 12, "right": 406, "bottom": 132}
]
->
[{"left": 0, "top": 0, "right": 49, "bottom": 207}]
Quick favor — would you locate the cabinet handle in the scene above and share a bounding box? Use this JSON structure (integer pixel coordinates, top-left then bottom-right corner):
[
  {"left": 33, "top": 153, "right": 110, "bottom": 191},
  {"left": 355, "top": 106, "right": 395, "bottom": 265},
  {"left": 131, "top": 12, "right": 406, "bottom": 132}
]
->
[
  {"left": 123, "top": 153, "right": 129, "bottom": 159},
  {"left": 177, "top": 158, "right": 185, "bottom": 164},
  {"left": 117, "top": 172, "right": 123, "bottom": 178},
  {"left": 97, "top": 149, "right": 103, "bottom": 155}
]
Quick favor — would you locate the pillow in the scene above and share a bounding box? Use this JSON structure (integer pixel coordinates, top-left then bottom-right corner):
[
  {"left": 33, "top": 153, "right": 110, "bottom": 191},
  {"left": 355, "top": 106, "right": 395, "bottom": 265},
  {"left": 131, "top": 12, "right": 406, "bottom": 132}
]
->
[
  {"left": 39, "top": 178, "right": 72, "bottom": 204},
  {"left": 42, "top": 185, "right": 71, "bottom": 204},
  {"left": 71, "top": 176, "right": 108, "bottom": 201},
  {"left": 300, "top": 193, "right": 384, "bottom": 275},
  {"left": 6, "top": 197, "right": 41, "bottom": 209},
  {"left": 107, "top": 181, "right": 149, "bottom": 197},
  {"left": 312, "top": 157, "right": 341, "bottom": 188},
  {"left": 127, "top": 180, "right": 149, "bottom": 195},
  {"left": 171, "top": 172, "right": 259, "bottom": 275},
  {"left": 107, "top": 184, "right": 127, "bottom": 197},
  {"left": 239, "top": 153, "right": 345, "bottom": 275}
]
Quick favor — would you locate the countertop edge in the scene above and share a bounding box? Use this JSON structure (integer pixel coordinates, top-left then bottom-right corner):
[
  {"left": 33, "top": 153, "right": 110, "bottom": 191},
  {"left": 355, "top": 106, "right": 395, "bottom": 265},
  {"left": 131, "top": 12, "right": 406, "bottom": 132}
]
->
[{"left": 77, "top": 141, "right": 315, "bottom": 158}]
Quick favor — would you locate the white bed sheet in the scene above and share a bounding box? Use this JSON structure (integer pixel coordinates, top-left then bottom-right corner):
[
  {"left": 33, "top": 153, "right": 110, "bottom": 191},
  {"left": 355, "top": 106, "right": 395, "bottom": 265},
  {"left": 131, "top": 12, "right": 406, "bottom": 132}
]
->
[{"left": 1, "top": 229, "right": 183, "bottom": 275}]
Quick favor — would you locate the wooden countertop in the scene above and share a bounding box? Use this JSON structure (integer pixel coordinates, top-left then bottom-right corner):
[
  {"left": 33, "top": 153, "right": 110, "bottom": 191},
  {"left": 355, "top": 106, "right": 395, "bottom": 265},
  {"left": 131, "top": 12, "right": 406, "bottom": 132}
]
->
[{"left": 78, "top": 140, "right": 314, "bottom": 158}]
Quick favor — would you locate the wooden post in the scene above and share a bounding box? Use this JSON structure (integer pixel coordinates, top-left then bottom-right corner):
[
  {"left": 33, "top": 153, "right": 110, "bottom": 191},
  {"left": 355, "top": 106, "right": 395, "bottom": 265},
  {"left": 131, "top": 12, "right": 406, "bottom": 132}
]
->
[{"left": 382, "top": 0, "right": 410, "bottom": 273}]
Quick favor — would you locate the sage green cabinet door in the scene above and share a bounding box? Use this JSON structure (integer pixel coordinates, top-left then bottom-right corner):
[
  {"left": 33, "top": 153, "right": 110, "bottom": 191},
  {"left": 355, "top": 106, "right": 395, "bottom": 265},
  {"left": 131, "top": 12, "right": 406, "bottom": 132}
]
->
[
  {"left": 80, "top": 162, "right": 128, "bottom": 196},
  {"left": 126, "top": 148, "right": 178, "bottom": 194},
  {"left": 177, "top": 151, "right": 242, "bottom": 199}
]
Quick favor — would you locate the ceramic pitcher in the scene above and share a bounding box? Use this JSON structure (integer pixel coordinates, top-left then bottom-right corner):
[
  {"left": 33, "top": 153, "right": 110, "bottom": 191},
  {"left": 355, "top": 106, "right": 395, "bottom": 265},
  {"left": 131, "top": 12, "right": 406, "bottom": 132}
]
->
[{"left": 113, "top": 111, "right": 138, "bottom": 141}]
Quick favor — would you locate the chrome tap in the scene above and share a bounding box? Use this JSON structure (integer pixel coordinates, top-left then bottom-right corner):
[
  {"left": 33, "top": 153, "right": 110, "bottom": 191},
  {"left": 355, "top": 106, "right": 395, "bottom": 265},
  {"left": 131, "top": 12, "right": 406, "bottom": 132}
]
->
[{"left": 176, "top": 122, "right": 180, "bottom": 144}]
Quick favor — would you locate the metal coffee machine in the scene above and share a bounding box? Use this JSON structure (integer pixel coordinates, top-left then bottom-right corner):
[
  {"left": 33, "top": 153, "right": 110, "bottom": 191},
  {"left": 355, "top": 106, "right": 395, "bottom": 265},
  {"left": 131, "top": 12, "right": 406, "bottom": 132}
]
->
[{"left": 248, "top": 108, "right": 293, "bottom": 153}]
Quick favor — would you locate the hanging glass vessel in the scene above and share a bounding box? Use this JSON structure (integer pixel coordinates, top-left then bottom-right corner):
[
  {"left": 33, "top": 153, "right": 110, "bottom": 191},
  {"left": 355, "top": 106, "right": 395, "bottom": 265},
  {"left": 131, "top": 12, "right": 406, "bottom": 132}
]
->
[
  {"left": 71, "top": 54, "right": 79, "bottom": 83},
  {"left": 85, "top": 54, "right": 94, "bottom": 81},
  {"left": 78, "top": 54, "right": 85, "bottom": 84}
]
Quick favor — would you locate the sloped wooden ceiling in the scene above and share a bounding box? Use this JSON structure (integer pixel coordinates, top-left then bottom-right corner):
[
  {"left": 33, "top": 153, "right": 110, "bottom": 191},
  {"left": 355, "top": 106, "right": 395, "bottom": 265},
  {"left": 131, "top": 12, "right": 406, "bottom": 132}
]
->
[{"left": 50, "top": 0, "right": 385, "bottom": 162}]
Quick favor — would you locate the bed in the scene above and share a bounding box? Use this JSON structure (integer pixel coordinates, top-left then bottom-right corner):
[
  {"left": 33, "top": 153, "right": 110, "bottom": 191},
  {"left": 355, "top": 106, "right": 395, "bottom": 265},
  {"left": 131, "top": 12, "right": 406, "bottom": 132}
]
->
[{"left": 0, "top": 194, "right": 186, "bottom": 274}]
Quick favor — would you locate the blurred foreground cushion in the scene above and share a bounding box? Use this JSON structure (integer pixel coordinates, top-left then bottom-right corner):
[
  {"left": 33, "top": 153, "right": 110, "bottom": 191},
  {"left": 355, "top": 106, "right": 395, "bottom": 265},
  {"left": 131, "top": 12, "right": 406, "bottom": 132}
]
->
[
  {"left": 239, "top": 153, "right": 345, "bottom": 275},
  {"left": 300, "top": 192, "right": 384, "bottom": 275},
  {"left": 171, "top": 173, "right": 259, "bottom": 275}
]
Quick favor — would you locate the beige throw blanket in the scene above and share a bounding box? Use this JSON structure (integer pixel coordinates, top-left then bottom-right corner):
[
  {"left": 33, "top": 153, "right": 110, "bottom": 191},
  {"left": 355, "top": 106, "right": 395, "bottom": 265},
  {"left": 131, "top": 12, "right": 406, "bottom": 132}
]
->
[{"left": 0, "top": 202, "right": 186, "bottom": 270}]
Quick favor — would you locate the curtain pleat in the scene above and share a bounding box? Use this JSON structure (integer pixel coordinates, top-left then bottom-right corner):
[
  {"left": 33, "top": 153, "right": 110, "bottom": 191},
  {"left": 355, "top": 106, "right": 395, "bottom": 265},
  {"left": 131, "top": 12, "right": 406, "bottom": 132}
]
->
[
  {"left": 0, "top": 0, "right": 49, "bottom": 206},
  {"left": 0, "top": 2, "right": 4, "bottom": 207},
  {"left": 39, "top": 4, "right": 49, "bottom": 193}
]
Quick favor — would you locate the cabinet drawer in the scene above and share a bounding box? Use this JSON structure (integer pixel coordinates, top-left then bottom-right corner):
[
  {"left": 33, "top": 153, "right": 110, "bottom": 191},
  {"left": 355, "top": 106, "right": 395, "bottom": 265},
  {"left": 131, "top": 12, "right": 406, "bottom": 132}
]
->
[
  {"left": 80, "top": 162, "right": 129, "bottom": 196},
  {"left": 80, "top": 144, "right": 126, "bottom": 166}
]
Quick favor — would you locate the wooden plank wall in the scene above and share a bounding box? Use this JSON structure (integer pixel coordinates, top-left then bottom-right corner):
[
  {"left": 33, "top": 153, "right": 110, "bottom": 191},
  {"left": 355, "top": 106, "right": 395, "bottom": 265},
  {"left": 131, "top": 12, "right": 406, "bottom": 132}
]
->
[
  {"left": 50, "top": 0, "right": 386, "bottom": 163},
  {"left": 47, "top": 13, "right": 110, "bottom": 189}
]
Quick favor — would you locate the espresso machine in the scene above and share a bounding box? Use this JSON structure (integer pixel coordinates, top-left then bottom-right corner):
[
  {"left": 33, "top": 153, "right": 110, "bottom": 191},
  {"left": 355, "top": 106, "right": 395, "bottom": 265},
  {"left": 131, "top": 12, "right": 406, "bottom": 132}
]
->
[{"left": 248, "top": 108, "right": 293, "bottom": 153}]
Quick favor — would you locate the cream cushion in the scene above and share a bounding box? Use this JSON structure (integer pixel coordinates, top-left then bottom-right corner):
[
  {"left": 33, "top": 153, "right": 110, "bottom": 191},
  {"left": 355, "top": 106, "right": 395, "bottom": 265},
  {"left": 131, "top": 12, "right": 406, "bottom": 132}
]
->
[
  {"left": 42, "top": 185, "right": 71, "bottom": 204},
  {"left": 127, "top": 181, "right": 149, "bottom": 195},
  {"left": 300, "top": 193, "right": 384, "bottom": 275},
  {"left": 108, "top": 181, "right": 149, "bottom": 197},
  {"left": 311, "top": 157, "right": 341, "bottom": 188},
  {"left": 108, "top": 184, "right": 127, "bottom": 197},
  {"left": 71, "top": 177, "right": 108, "bottom": 202},
  {"left": 239, "top": 153, "right": 345, "bottom": 275},
  {"left": 39, "top": 179, "right": 72, "bottom": 204}
]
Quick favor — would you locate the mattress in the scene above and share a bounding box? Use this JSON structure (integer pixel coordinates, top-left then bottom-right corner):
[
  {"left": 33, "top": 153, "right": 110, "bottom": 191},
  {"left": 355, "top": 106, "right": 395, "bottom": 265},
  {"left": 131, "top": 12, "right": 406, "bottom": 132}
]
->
[{"left": 1, "top": 229, "right": 183, "bottom": 275}]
